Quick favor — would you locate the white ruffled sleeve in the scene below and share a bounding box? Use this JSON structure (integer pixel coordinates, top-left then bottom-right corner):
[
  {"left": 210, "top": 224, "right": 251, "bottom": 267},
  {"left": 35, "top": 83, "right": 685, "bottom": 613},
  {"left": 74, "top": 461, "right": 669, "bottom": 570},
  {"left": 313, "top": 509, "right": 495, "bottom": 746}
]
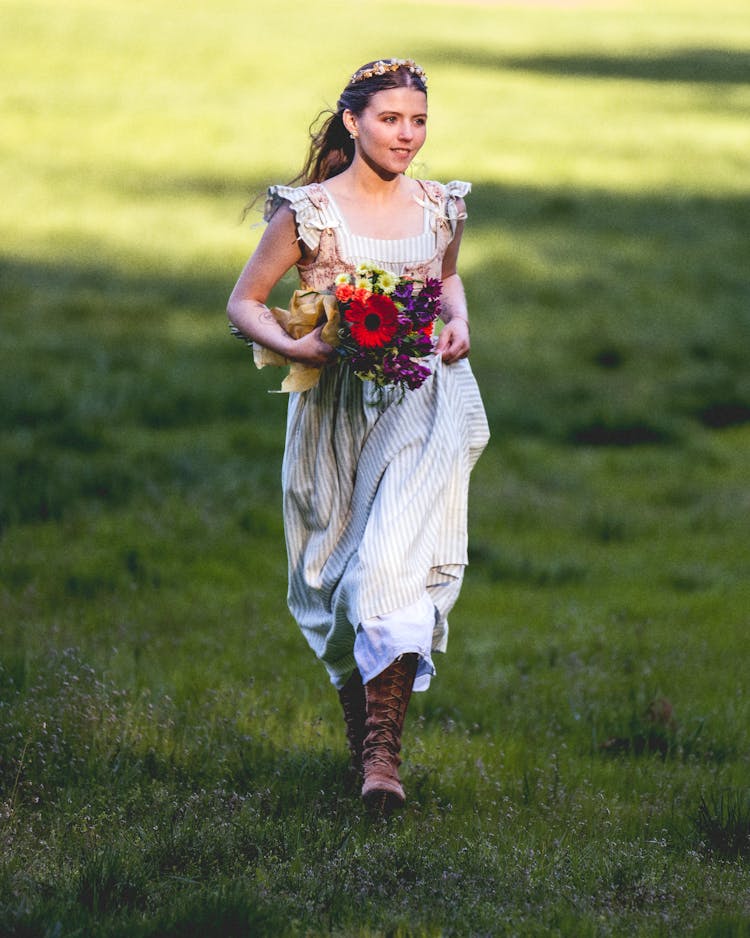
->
[
  {"left": 444, "top": 180, "right": 471, "bottom": 236},
  {"left": 264, "top": 184, "right": 339, "bottom": 252}
]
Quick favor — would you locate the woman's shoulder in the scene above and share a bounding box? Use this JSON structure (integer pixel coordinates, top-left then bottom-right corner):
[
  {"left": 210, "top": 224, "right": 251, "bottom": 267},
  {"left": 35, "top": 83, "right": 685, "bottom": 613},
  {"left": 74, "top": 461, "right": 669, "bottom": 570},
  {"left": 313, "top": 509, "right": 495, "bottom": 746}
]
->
[
  {"left": 415, "top": 180, "right": 471, "bottom": 236},
  {"left": 417, "top": 179, "right": 472, "bottom": 202},
  {"left": 263, "top": 182, "right": 333, "bottom": 220},
  {"left": 264, "top": 182, "right": 339, "bottom": 251}
]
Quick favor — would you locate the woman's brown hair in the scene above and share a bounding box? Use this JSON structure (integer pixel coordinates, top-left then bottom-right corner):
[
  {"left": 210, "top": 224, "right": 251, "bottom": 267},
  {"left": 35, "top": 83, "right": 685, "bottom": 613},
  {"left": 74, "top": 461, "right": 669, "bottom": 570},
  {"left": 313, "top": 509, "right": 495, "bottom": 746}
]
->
[{"left": 293, "top": 59, "right": 428, "bottom": 185}]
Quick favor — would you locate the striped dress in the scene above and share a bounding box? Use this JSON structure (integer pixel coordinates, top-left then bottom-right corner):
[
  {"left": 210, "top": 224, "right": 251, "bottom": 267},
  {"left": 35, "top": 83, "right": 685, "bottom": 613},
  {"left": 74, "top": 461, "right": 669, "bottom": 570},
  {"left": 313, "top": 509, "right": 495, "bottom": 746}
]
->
[{"left": 265, "top": 180, "right": 489, "bottom": 691}]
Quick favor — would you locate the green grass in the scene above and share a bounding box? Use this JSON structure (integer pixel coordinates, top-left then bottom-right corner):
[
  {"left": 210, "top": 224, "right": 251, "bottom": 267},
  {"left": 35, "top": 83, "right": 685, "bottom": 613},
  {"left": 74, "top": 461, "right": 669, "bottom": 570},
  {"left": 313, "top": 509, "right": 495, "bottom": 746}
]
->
[{"left": 2, "top": 0, "right": 750, "bottom": 934}]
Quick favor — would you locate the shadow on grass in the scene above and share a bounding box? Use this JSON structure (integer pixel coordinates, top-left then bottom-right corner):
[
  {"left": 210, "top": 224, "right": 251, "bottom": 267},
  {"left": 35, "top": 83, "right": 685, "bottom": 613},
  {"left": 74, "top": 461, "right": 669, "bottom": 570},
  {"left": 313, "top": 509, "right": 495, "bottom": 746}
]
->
[
  {"left": 696, "top": 789, "right": 750, "bottom": 860},
  {"left": 464, "top": 182, "right": 750, "bottom": 445},
  {"left": 424, "top": 46, "right": 750, "bottom": 86}
]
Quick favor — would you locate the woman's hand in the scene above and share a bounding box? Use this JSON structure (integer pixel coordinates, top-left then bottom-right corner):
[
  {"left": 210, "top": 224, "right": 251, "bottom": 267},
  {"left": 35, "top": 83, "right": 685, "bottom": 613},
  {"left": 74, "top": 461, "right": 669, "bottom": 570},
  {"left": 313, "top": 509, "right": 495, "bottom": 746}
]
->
[
  {"left": 287, "top": 324, "right": 338, "bottom": 367},
  {"left": 436, "top": 318, "right": 470, "bottom": 364}
]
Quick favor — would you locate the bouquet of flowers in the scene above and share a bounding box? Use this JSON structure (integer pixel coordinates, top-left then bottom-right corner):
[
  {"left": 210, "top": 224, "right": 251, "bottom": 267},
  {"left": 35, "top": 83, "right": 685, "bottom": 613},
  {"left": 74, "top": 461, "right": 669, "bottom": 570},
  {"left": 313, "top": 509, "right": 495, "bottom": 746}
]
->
[
  {"left": 333, "top": 263, "right": 442, "bottom": 394},
  {"left": 235, "top": 262, "right": 442, "bottom": 395}
]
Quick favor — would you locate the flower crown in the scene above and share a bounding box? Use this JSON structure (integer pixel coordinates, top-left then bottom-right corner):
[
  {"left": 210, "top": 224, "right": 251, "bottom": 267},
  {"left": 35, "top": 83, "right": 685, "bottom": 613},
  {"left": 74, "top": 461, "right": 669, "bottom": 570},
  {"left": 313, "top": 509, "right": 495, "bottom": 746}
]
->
[{"left": 349, "top": 58, "right": 428, "bottom": 88}]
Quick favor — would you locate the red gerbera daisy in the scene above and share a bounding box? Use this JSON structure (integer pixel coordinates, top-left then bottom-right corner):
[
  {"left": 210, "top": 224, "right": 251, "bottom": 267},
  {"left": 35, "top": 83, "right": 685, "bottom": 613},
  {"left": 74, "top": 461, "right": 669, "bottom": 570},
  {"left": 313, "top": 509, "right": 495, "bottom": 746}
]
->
[{"left": 345, "top": 294, "right": 399, "bottom": 348}]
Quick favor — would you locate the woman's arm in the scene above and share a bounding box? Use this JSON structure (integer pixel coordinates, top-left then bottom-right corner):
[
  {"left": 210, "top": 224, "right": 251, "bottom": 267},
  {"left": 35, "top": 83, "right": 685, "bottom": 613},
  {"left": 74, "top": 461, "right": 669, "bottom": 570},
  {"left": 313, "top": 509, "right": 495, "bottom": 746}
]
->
[
  {"left": 435, "top": 200, "right": 471, "bottom": 364},
  {"left": 227, "top": 204, "right": 336, "bottom": 367}
]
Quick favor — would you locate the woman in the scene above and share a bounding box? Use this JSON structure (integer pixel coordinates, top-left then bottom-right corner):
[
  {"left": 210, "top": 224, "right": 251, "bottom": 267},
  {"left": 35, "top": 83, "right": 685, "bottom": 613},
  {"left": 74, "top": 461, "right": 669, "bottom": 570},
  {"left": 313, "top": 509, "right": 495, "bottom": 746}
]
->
[{"left": 228, "top": 58, "right": 489, "bottom": 814}]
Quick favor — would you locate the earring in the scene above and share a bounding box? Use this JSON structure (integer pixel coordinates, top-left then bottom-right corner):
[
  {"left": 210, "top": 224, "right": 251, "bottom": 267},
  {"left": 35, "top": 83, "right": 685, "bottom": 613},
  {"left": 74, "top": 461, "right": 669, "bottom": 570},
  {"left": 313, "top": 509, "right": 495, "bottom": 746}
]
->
[{"left": 350, "top": 132, "right": 358, "bottom": 139}]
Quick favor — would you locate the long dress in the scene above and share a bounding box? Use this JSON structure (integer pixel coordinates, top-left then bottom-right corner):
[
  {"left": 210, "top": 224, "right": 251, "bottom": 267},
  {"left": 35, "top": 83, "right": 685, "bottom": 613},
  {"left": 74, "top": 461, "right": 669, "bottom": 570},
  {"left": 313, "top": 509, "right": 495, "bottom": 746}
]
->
[{"left": 264, "top": 179, "right": 489, "bottom": 691}]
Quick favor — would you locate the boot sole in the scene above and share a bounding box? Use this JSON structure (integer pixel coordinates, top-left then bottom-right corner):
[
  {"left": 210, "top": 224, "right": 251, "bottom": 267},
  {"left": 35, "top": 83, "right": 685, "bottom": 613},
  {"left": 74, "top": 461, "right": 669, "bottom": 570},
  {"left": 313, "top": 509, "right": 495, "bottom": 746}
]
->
[{"left": 363, "top": 787, "right": 405, "bottom": 817}]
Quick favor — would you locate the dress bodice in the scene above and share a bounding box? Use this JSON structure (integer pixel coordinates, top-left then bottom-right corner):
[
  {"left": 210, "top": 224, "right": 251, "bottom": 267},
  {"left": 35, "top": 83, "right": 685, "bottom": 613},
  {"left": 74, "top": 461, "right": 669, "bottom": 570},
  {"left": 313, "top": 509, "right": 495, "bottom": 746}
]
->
[{"left": 264, "top": 179, "right": 471, "bottom": 292}]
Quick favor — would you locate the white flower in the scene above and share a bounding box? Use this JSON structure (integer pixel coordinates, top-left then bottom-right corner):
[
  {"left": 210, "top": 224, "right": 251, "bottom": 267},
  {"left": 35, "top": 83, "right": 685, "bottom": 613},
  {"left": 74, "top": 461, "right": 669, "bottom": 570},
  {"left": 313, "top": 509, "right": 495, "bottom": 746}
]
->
[
  {"left": 335, "top": 272, "right": 351, "bottom": 286},
  {"left": 377, "top": 271, "right": 397, "bottom": 294},
  {"left": 356, "top": 261, "right": 385, "bottom": 281}
]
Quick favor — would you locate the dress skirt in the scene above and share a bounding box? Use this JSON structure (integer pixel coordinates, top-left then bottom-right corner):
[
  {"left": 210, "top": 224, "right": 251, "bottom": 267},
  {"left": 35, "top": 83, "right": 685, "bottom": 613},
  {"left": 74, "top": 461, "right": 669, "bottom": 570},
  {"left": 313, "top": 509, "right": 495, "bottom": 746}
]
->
[{"left": 282, "top": 351, "right": 489, "bottom": 691}]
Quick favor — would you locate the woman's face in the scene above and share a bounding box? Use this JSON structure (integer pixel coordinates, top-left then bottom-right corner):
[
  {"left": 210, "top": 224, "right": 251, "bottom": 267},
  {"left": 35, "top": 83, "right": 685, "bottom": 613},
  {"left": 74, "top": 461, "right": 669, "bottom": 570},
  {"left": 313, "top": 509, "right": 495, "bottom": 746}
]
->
[{"left": 347, "top": 86, "right": 428, "bottom": 176}]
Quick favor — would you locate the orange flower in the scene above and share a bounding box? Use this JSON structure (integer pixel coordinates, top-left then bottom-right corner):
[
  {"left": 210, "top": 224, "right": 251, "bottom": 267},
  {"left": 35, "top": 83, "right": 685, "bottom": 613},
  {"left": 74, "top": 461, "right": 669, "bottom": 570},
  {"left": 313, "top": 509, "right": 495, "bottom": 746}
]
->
[
  {"left": 353, "top": 287, "right": 372, "bottom": 304},
  {"left": 345, "top": 294, "right": 399, "bottom": 348},
  {"left": 335, "top": 283, "right": 355, "bottom": 303}
]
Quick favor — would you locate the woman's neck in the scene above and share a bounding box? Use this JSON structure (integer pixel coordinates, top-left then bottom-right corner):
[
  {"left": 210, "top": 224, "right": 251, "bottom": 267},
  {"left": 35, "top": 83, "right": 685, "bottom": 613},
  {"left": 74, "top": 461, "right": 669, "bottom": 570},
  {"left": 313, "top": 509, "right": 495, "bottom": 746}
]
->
[
  {"left": 326, "top": 163, "right": 416, "bottom": 203},
  {"left": 322, "top": 166, "right": 424, "bottom": 240}
]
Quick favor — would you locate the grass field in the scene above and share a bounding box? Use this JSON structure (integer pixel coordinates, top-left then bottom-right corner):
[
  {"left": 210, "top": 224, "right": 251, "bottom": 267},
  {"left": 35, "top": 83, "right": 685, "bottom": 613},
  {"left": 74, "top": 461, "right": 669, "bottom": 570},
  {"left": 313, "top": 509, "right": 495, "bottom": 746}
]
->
[{"left": 2, "top": 0, "right": 750, "bottom": 934}]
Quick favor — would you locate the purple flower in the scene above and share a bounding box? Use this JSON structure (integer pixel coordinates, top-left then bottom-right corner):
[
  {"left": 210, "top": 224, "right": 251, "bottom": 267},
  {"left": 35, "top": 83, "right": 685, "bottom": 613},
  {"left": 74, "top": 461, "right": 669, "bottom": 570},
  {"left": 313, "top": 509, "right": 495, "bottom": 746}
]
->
[
  {"left": 421, "top": 277, "right": 442, "bottom": 298},
  {"left": 393, "top": 281, "right": 415, "bottom": 304},
  {"left": 410, "top": 332, "right": 434, "bottom": 356},
  {"left": 381, "top": 352, "right": 432, "bottom": 390}
]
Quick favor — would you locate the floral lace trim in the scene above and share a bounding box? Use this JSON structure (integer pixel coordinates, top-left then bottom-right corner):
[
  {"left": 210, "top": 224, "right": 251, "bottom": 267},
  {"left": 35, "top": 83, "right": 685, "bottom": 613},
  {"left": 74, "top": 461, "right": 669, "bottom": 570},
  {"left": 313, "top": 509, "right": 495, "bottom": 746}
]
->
[
  {"left": 264, "top": 184, "right": 340, "bottom": 252},
  {"left": 414, "top": 180, "right": 471, "bottom": 237}
]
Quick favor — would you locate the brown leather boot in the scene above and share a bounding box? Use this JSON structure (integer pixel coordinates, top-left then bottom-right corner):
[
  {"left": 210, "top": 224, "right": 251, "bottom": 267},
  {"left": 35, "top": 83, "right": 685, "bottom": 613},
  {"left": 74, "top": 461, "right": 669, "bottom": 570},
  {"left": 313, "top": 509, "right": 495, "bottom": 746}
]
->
[
  {"left": 361, "top": 653, "right": 418, "bottom": 815},
  {"left": 337, "top": 668, "right": 367, "bottom": 780}
]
